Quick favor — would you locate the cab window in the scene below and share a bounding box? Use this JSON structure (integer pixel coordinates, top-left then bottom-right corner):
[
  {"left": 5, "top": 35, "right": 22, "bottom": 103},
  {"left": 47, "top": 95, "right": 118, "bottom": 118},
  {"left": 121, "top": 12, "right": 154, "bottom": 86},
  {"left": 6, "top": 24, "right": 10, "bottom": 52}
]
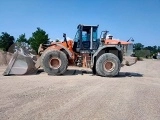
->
[
  {"left": 93, "top": 28, "right": 97, "bottom": 41},
  {"left": 74, "top": 30, "right": 79, "bottom": 42}
]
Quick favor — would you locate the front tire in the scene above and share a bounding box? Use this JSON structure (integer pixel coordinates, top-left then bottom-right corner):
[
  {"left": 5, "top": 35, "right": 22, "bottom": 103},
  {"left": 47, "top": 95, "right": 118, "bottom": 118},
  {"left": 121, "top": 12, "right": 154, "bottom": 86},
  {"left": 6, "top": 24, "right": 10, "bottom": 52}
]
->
[
  {"left": 41, "top": 50, "right": 68, "bottom": 75},
  {"left": 96, "top": 53, "right": 120, "bottom": 77}
]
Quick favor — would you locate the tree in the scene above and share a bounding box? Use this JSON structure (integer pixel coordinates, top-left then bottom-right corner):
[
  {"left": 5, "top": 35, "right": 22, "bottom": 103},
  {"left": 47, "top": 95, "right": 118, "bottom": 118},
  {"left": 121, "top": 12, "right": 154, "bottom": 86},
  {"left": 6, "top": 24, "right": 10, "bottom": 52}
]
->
[
  {"left": 16, "top": 33, "right": 28, "bottom": 43},
  {"left": 16, "top": 34, "right": 29, "bottom": 49},
  {"left": 135, "top": 50, "right": 150, "bottom": 58},
  {"left": 133, "top": 43, "right": 144, "bottom": 51},
  {"left": 0, "top": 32, "right": 15, "bottom": 51},
  {"left": 153, "top": 45, "right": 157, "bottom": 53},
  {"left": 144, "top": 45, "right": 158, "bottom": 55},
  {"left": 55, "top": 39, "right": 60, "bottom": 42},
  {"left": 29, "top": 28, "right": 49, "bottom": 53},
  {"left": 158, "top": 46, "right": 160, "bottom": 52}
]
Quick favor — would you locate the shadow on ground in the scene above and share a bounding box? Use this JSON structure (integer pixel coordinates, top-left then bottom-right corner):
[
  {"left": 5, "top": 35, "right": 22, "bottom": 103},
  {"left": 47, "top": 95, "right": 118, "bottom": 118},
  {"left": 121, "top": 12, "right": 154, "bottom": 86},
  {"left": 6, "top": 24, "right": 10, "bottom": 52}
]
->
[
  {"left": 118, "top": 72, "right": 143, "bottom": 77},
  {"left": 37, "top": 69, "right": 143, "bottom": 77},
  {"left": 37, "top": 69, "right": 92, "bottom": 76}
]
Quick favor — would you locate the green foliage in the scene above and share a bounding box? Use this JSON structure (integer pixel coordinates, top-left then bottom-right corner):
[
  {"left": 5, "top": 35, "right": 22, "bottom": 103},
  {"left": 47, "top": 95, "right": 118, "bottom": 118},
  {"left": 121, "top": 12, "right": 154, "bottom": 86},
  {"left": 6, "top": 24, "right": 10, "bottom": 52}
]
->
[
  {"left": 16, "top": 34, "right": 29, "bottom": 49},
  {"left": 135, "top": 50, "right": 150, "bottom": 58},
  {"left": 0, "top": 32, "right": 15, "bottom": 51},
  {"left": 16, "top": 33, "right": 28, "bottom": 43},
  {"left": 133, "top": 43, "right": 144, "bottom": 51},
  {"left": 144, "top": 46, "right": 158, "bottom": 55},
  {"left": 15, "top": 34, "right": 33, "bottom": 53},
  {"left": 158, "top": 46, "right": 160, "bottom": 52},
  {"left": 134, "top": 43, "right": 160, "bottom": 58},
  {"left": 29, "top": 28, "right": 49, "bottom": 53},
  {"left": 55, "top": 39, "right": 60, "bottom": 42}
]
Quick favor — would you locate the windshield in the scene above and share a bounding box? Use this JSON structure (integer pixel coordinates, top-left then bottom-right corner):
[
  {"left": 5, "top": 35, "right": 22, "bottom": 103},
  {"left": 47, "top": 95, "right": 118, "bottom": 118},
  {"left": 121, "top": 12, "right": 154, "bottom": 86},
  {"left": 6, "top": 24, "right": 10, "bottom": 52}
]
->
[
  {"left": 74, "top": 30, "right": 79, "bottom": 42},
  {"left": 82, "top": 31, "right": 88, "bottom": 41}
]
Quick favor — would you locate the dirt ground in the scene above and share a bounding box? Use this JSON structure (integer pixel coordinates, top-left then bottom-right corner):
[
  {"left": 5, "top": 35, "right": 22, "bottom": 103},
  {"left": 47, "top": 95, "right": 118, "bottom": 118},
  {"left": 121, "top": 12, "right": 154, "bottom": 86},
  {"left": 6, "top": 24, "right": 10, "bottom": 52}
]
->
[{"left": 0, "top": 59, "right": 160, "bottom": 120}]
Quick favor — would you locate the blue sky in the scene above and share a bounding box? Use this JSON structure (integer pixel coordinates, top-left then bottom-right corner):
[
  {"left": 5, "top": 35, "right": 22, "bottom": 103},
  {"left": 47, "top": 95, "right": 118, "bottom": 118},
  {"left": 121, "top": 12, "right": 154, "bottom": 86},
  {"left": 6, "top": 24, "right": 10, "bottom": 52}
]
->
[{"left": 0, "top": 0, "right": 160, "bottom": 46}]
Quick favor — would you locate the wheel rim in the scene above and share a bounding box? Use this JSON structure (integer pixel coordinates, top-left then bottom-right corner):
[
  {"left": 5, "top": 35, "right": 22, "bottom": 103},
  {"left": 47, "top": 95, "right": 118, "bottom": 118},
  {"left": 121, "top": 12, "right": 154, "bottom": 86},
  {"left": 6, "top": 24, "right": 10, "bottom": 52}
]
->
[
  {"left": 103, "top": 60, "right": 115, "bottom": 72},
  {"left": 49, "top": 57, "right": 61, "bottom": 69}
]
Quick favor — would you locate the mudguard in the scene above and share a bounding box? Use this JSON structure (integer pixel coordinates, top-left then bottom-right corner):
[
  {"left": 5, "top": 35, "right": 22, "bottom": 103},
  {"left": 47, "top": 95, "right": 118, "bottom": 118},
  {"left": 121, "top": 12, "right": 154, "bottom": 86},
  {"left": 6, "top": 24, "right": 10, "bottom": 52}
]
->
[{"left": 91, "top": 45, "right": 121, "bottom": 67}]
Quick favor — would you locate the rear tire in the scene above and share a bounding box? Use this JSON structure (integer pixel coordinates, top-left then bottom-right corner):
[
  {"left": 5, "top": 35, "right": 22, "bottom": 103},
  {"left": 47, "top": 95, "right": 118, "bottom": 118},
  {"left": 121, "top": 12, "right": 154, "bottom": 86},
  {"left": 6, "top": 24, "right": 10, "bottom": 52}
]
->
[
  {"left": 41, "top": 50, "right": 68, "bottom": 75},
  {"left": 96, "top": 53, "right": 120, "bottom": 77}
]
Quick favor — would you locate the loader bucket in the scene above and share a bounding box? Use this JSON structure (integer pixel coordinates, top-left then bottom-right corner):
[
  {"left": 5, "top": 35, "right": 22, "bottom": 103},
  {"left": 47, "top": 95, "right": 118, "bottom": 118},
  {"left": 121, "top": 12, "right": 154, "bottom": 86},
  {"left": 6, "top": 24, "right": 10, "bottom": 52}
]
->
[{"left": 3, "top": 50, "right": 38, "bottom": 76}]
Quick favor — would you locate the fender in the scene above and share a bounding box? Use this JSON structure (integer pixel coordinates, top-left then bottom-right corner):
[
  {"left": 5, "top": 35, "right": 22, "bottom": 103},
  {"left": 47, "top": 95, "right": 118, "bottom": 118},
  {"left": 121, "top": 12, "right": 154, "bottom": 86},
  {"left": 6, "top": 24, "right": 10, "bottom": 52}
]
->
[
  {"left": 56, "top": 44, "right": 72, "bottom": 58},
  {"left": 36, "top": 43, "right": 73, "bottom": 68},
  {"left": 92, "top": 45, "right": 121, "bottom": 67},
  {"left": 41, "top": 43, "right": 73, "bottom": 58}
]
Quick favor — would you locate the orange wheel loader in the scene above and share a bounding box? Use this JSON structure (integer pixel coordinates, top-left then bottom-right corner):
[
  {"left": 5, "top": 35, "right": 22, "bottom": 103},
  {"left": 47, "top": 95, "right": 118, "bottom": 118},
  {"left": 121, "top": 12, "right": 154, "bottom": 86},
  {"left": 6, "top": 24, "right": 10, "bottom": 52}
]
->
[{"left": 3, "top": 24, "right": 137, "bottom": 77}]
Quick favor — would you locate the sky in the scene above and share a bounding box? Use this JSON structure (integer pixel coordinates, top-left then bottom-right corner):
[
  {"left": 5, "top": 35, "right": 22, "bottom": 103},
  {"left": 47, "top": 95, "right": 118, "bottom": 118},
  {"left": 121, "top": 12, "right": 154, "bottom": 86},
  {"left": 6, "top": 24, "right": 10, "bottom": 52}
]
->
[{"left": 0, "top": 0, "right": 160, "bottom": 46}]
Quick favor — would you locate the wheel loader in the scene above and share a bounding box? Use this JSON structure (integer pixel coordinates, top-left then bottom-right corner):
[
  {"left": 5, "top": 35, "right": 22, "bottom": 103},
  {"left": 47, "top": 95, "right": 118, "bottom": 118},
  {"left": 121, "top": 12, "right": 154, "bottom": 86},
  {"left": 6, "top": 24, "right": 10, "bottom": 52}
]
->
[{"left": 3, "top": 24, "right": 137, "bottom": 77}]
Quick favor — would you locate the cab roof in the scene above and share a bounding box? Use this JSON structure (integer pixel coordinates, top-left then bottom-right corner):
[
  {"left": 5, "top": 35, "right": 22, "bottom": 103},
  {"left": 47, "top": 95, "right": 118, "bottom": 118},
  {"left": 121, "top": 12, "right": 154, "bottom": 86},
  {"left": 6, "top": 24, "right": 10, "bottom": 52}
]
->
[{"left": 77, "top": 24, "right": 99, "bottom": 29}]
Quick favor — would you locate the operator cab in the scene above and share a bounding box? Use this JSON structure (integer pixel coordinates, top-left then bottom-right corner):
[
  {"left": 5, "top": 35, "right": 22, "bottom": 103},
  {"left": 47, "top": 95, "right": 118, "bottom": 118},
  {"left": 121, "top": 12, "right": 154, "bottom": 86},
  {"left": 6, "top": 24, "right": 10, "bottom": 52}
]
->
[{"left": 73, "top": 24, "right": 99, "bottom": 53}]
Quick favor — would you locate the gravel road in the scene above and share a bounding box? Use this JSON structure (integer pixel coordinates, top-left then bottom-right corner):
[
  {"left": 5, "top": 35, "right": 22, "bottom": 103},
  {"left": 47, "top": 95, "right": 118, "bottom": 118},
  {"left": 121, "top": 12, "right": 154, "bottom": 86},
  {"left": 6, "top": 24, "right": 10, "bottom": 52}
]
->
[{"left": 0, "top": 59, "right": 160, "bottom": 120}]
